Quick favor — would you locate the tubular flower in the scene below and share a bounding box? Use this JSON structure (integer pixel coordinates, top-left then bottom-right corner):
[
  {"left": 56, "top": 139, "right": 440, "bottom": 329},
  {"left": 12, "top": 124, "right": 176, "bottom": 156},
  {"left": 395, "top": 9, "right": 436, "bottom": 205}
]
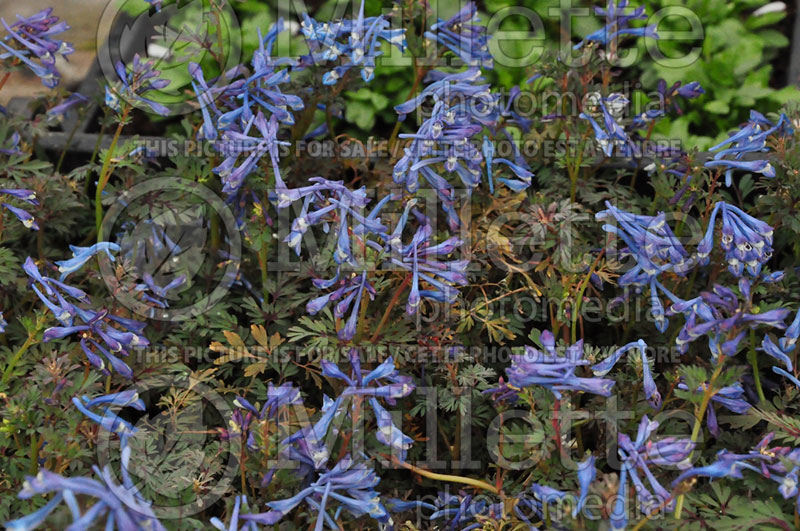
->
[
  {"left": 106, "top": 53, "right": 171, "bottom": 116},
  {"left": 393, "top": 69, "right": 533, "bottom": 223},
  {"left": 243, "top": 455, "right": 392, "bottom": 530},
  {"left": 320, "top": 349, "right": 415, "bottom": 459},
  {"left": 486, "top": 330, "right": 616, "bottom": 401},
  {"left": 592, "top": 339, "right": 661, "bottom": 408},
  {"left": 300, "top": 0, "right": 405, "bottom": 85},
  {"left": 611, "top": 416, "right": 693, "bottom": 529},
  {"left": 0, "top": 8, "right": 73, "bottom": 88},
  {"left": 386, "top": 208, "right": 468, "bottom": 314},
  {"left": 26, "top": 255, "right": 149, "bottom": 378},
  {"left": 676, "top": 381, "right": 751, "bottom": 437},
  {"left": 424, "top": 2, "right": 492, "bottom": 68},
  {"left": 705, "top": 110, "right": 793, "bottom": 186},
  {"left": 574, "top": 0, "right": 659, "bottom": 50},
  {"left": 697, "top": 201, "right": 774, "bottom": 277}
]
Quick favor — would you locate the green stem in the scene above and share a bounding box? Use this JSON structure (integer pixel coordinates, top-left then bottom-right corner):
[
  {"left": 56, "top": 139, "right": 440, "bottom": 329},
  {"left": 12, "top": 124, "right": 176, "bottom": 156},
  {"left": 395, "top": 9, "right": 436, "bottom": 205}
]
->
[
  {"left": 571, "top": 250, "right": 604, "bottom": 344},
  {"left": 390, "top": 456, "right": 499, "bottom": 494},
  {"left": 95, "top": 106, "right": 130, "bottom": 239},
  {"left": 674, "top": 356, "right": 726, "bottom": 519},
  {"left": 749, "top": 329, "right": 766, "bottom": 404},
  {"left": 1, "top": 326, "right": 40, "bottom": 385}
]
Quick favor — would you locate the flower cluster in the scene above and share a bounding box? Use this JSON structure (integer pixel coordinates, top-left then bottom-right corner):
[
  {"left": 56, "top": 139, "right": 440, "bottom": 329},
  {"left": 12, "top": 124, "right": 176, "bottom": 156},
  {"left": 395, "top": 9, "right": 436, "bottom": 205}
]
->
[
  {"left": 574, "top": 0, "right": 660, "bottom": 50},
  {"left": 677, "top": 381, "right": 751, "bottom": 437},
  {"left": 673, "top": 433, "right": 800, "bottom": 513},
  {"left": 611, "top": 416, "right": 693, "bottom": 529},
  {"left": 105, "top": 53, "right": 171, "bottom": 116},
  {"left": 300, "top": 0, "right": 406, "bottom": 84},
  {"left": 0, "top": 8, "right": 73, "bottom": 88},
  {"left": 24, "top": 256, "right": 149, "bottom": 378},
  {"left": 592, "top": 339, "right": 661, "bottom": 408},
  {"left": 424, "top": 3, "right": 492, "bottom": 67},
  {"left": 705, "top": 111, "right": 793, "bottom": 186},
  {"left": 698, "top": 201, "right": 774, "bottom": 277},
  {"left": 5, "top": 391, "right": 164, "bottom": 531},
  {"left": 486, "top": 330, "right": 616, "bottom": 401}
]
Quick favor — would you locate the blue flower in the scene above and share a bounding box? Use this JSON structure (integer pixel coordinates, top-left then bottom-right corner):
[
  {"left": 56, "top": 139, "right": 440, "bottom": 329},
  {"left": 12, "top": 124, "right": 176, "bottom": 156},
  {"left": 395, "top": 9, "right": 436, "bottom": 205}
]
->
[
  {"left": 487, "top": 330, "right": 616, "bottom": 401},
  {"left": 1, "top": 201, "right": 38, "bottom": 230},
  {"left": 592, "top": 339, "right": 661, "bottom": 408},
  {"left": 247, "top": 455, "right": 391, "bottom": 529},
  {"left": 107, "top": 53, "right": 171, "bottom": 115},
  {"left": 0, "top": 311, "right": 6, "bottom": 333},
  {"left": 300, "top": 0, "right": 405, "bottom": 85},
  {"left": 26, "top": 256, "right": 148, "bottom": 377},
  {"left": 705, "top": 110, "right": 792, "bottom": 186},
  {"left": 72, "top": 391, "right": 145, "bottom": 439},
  {"left": 697, "top": 201, "right": 774, "bottom": 277},
  {"left": 385, "top": 208, "right": 468, "bottom": 314},
  {"left": 575, "top": 1, "right": 659, "bottom": 50},
  {"left": 392, "top": 69, "right": 531, "bottom": 225},
  {"left": 0, "top": 188, "right": 38, "bottom": 204},
  {"left": 55, "top": 242, "right": 121, "bottom": 280},
  {"left": 575, "top": 454, "right": 597, "bottom": 517},
  {"left": 228, "top": 382, "right": 302, "bottom": 456},
  {"left": 319, "top": 350, "right": 415, "bottom": 457},
  {"left": 210, "top": 496, "right": 262, "bottom": 531},
  {"left": 597, "top": 201, "right": 693, "bottom": 287},
  {"left": 0, "top": 8, "right": 72, "bottom": 88},
  {"left": 781, "top": 307, "right": 800, "bottom": 352},
  {"left": 677, "top": 381, "right": 751, "bottom": 436},
  {"left": 580, "top": 93, "right": 631, "bottom": 157},
  {"left": 611, "top": 416, "right": 693, "bottom": 529},
  {"left": 425, "top": 2, "right": 492, "bottom": 68},
  {"left": 215, "top": 112, "right": 290, "bottom": 196},
  {"left": 46, "top": 92, "right": 88, "bottom": 118},
  {"left": 5, "top": 466, "right": 165, "bottom": 530}
]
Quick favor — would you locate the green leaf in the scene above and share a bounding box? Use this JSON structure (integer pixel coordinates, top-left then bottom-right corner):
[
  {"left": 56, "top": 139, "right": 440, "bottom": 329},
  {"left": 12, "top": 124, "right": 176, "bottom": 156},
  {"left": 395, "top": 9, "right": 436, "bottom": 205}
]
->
[
  {"left": 705, "top": 100, "right": 730, "bottom": 114},
  {"left": 345, "top": 100, "right": 376, "bottom": 130}
]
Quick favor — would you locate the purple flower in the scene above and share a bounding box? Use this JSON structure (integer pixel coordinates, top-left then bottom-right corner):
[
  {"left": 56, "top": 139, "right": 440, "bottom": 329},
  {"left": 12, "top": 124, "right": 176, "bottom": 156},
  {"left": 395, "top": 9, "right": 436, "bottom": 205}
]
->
[
  {"left": 1, "top": 201, "right": 38, "bottom": 230},
  {"left": 580, "top": 93, "right": 632, "bottom": 157},
  {"left": 592, "top": 339, "right": 661, "bottom": 408},
  {"left": 247, "top": 455, "right": 390, "bottom": 529},
  {"left": 677, "top": 381, "right": 751, "bottom": 436},
  {"left": 393, "top": 69, "right": 532, "bottom": 219},
  {"left": 55, "top": 242, "right": 121, "bottom": 280},
  {"left": 0, "top": 8, "right": 73, "bottom": 88},
  {"left": 611, "top": 416, "right": 693, "bottom": 529},
  {"left": 487, "top": 330, "right": 616, "bottom": 401},
  {"left": 597, "top": 201, "right": 693, "bottom": 287},
  {"left": 300, "top": 0, "right": 405, "bottom": 85},
  {"left": 215, "top": 112, "right": 290, "bottom": 196},
  {"left": 705, "top": 110, "right": 792, "bottom": 186},
  {"left": 575, "top": 1, "right": 659, "bottom": 49},
  {"left": 698, "top": 201, "right": 774, "bottom": 277},
  {"left": 210, "top": 496, "right": 261, "bottom": 531},
  {"left": 107, "top": 53, "right": 171, "bottom": 115},
  {"left": 319, "top": 350, "right": 415, "bottom": 458},
  {"left": 5, "top": 465, "right": 165, "bottom": 530},
  {"left": 425, "top": 2, "right": 492, "bottom": 68},
  {"left": 46, "top": 92, "right": 87, "bottom": 118},
  {"left": 26, "top": 256, "right": 148, "bottom": 377},
  {"left": 385, "top": 208, "right": 468, "bottom": 314}
]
